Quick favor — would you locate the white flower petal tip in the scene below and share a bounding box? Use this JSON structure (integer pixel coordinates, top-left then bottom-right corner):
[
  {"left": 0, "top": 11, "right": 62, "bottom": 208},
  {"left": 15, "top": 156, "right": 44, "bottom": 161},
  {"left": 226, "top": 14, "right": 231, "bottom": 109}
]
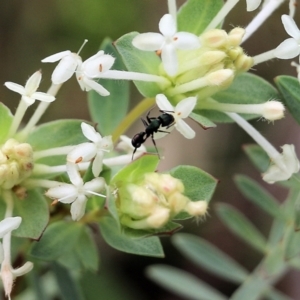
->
[
  {"left": 263, "top": 101, "right": 285, "bottom": 121},
  {"left": 262, "top": 144, "right": 300, "bottom": 184},
  {"left": 0, "top": 217, "right": 22, "bottom": 238},
  {"left": 155, "top": 94, "right": 196, "bottom": 139},
  {"left": 132, "top": 14, "right": 200, "bottom": 76},
  {"left": 274, "top": 15, "right": 300, "bottom": 59},
  {"left": 246, "top": 0, "right": 262, "bottom": 11}
]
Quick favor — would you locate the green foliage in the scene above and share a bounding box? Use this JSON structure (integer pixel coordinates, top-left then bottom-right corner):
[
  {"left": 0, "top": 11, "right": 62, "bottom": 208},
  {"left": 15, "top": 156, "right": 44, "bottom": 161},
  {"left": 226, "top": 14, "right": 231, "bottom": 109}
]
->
[
  {"left": 243, "top": 144, "right": 270, "bottom": 173},
  {"left": 275, "top": 75, "right": 300, "bottom": 125},
  {"left": 88, "top": 38, "right": 129, "bottom": 136},
  {"left": 0, "top": 103, "right": 13, "bottom": 144},
  {"left": 177, "top": 0, "right": 224, "bottom": 34}
]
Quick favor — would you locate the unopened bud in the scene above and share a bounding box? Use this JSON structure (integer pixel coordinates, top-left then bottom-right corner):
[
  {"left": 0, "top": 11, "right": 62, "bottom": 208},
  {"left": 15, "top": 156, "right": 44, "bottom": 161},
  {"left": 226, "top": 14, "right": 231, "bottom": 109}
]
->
[
  {"left": 206, "top": 69, "right": 234, "bottom": 87},
  {"left": 168, "top": 192, "right": 189, "bottom": 215},
  {"left": 228, "top": 27, "right": 245, "bottom": 47},
  {"left": 263, "top": 101, "right": 285, "bottom": 121},
  {"left": 185, "top": 200, "right": 208, "bottom": 216},
  {"left": 199, "top": 51, "right": 227, "bottom": 66},
  {"left": 234, "top": 54, "right": 254, "bottom": 72},
  {"left": 146, "top": 207, "right": 170, "bottom": 228},
  {"left": 200, "top": 29, "right": 228, "bottom": 48}
]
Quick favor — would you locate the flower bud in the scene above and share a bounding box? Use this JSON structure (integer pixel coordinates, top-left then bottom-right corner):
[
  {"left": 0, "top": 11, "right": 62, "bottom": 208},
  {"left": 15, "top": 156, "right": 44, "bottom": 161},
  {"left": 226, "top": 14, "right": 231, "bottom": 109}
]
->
[
  {"left": 206, "top": 69, "right": 234, "bottom": 87},
  {"left": 234, "top": 54, "right": 254, "bottom": 72},
  {"left": 185, "top": 200, "right": 208, "bottom": 216},
  {"left": 200, "top": 29, "right": 228, "bottom": 48},
  {"left": 228, "top": 27, "right": 245, "bottom": 47},
  {"left": 262, "top": 101, "right": 285, "bottom": 121},
  {"left": 146, "top": 207, "right": 170, "bottom": 228},
  {"left": 199, "top": 51, "right": 227, "bottom": 66},
  {"left": 168, "top": 192, "right": 189, "bottom": 215}
]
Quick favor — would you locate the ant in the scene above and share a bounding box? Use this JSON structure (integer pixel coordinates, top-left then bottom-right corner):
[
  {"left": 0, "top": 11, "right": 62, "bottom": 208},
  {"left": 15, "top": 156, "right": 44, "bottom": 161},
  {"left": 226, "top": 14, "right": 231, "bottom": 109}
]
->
[{"left": 131, "top": 109, "right": 175, "bottom": 159}]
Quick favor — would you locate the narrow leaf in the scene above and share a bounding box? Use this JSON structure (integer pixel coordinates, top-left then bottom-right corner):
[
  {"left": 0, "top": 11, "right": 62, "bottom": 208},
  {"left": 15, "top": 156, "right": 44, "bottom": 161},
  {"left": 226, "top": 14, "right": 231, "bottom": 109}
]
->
[
  {"left": 147, "top": 265, "right": 226, "bottom": 300},
  {"left": 234, "top": 175, "right": 282, "bottom": 219},
  {"left": 88, "top": 38, "right": 129, "bottom": 136},
  {"left": 216, "top": 203, "right": 267, "bottom": 252},
  {"left": 243, "top": 144, "right": 270, "bottom": 173},
  {"left": 0, "top": 103, "right": 13, "bottom": 144},
  {"left": 172, "top": 233, "right": 248, "bottom": 283}
]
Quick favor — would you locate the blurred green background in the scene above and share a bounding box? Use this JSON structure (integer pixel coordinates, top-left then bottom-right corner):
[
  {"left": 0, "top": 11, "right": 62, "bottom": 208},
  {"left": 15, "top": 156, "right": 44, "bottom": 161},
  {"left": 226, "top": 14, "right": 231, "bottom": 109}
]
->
[{"left": 1, "top": 0, "right": 300, "bottom": 299}]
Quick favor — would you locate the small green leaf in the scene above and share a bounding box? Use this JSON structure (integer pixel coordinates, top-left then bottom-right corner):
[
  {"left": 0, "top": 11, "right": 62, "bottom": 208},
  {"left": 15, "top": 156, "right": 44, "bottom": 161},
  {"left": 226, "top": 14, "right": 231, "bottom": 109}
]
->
[
  {"left": 0, "top": 103, "right": 13, "bottom": 144},
  {"left": 177, "top": 0, "right": 224, "bottom": 34},
  {"left": 114, "top": 32, "right": 163, "bottom": 97},
  {"left": 190, "top": 112, "right": 216, "bottom": 129},
  {"left": 88, "top": 38, "right": 129, "bottom": 136},
  {"left": 172, "top": 233, "right": 248, "bottom": 283},
  {"left": 170, "top": 165, "right": 218, "bottom": 202},
  {"left": 216, "top": 203, "right": 267, "bottom": 253},
  {"left": 234, "top": 175, "right": 282, "bottom": 219},
  {"left": 243, "top": 144, "right": 270, "bottom": 173},
  {"left": 13, "top": 189, "right": 49, "bottom": 240},
  {"left": 30, "top": 221, "right": 83, "bottom": 261},
  {"left": 286, "top": 229, "right": 300, "bottom": 260},
  {"left": 99, "top": 215, "right": 164, "bottom": 257},
  {"left": 200, "top": 73, "right": 279, "bottom": 123},
  {"left": 275, "top": 75, "right": 300, "bottom": 125},
  {"left": 147, "top": 265, "right": 227, "bottom": 300},
  {"left": 111, "top": 154, "right": 159, "bottom": 186}
]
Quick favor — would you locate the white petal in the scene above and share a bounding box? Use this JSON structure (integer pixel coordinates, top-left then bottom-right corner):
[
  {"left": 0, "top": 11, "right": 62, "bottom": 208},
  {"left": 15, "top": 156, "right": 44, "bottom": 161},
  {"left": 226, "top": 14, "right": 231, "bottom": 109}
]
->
[
  {"left": 176, "top": 119, "right": 195, "bottom": 139},
  {"left": 161, "top": 43, "right": 178, "bottom": 76},
  {"left": 31, "top": 92, "right": 55, "bottom": 103},
  {"left": 246, "top": 0, "right": 261, "bottom": 12},
  {"left": 282, "top": 14, "right": 300, "bottom": 40},
  {"left": 70, "top": 195, "right": 87, "bottom": 221},
  {"left": 13, "top": 262, "right": 33, "bottom": 277},
  {"left": 274, "top": 38, "right": 300, "bottom": 59},
  {"left": 67, "top": 142, "right": 97, "bottom": 164},
  {"left": 281, "top": 144, "right": 300, "bottom": 173},
  {"left": 175, "top": 97, "right": 197, "bottom": 118},
  {"left": 4, "top": 82, "right": 25, "bottom": 95},
  {"left": 159, "top": 14, "right": 176, "bottom": 37},
  {"left": 41, "top": 50, "right": 71, "bottom": 63},
  {"left": 132, "top": 33, "right": 165, "bottom": 51},
  {"left": 153, "top": 126, "right": 174, "bottom": 140},
  {"left": 92, "top": 152, "right": 104, "bottom": 177},
  {"left": 24, "top": 71, "right": 41, "bottom": 95},
  {"left": 22, "top": 96, "right": 35, "bottom": 106},
  {"left": 262, "top": 165, "right": 289, "bottom": 184},
  {"left": 51, "top": 54, "right": 80, "bottom": 84},
  {"left": 81, "top": 122, "right": 101, "bottom": 143},
  {"left": 45, "top": 184, "right": 77, "bottom": 203},
  {"left": 83, "top": 54, "right": 115, "bottom": 78},
  {"left": 84, "top": 177, "right": 105, "bottom": 193},
  {"left": 173, "top": 32, "right": 201, "bottom": 50},
  {"left": 156, "top": 94, "right": 174, "bottom": 111},
  {"left": 80, "top": 77, "right": 110, "bottom": 96},
  {"left": 99, "top": 135, "right": 113, "bottom": 151},
  {"left": 67, "top": 162, "right": 83, "bottom": 186},
  {"left": 0, "top": 217, "right": 22, "bottom": 238}
]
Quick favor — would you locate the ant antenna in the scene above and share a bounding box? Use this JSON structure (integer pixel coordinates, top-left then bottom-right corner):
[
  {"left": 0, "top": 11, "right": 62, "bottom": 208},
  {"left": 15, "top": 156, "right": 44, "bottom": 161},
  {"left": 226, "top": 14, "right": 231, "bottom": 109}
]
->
[{"left": 77, "top": 39, "right": 88, "bottom": 55}]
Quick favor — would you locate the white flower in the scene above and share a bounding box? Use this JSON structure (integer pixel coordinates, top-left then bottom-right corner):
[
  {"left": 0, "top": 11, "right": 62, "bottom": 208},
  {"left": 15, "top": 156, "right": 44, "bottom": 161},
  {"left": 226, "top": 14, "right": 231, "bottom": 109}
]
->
[
  {"left": 45, "top": 163, "right": 106, "bottom": 221},
  {"left": 4, "top": 71, "right": 55, "bottom": 106},
  {"left": 274, "top": 15, "right": 300, "bottom": 59},
  {"left": 156, "top": 94, "right": 197, "bottom": 139},
  {"left": 247, "top": 0, "right": 261, "bottom": 11},
  {"left": 42, "top": 50, "right": 82, "bottom": 84},
  {"left": 76, "top": 51, "right": 115, "bottom": 96},
  {"left": 132, "top": 14, "right": 200, "bottom": 76},
  {"left": 263, "top": 144, "right": 300, "bottom": 183},
  {"left": 67, "top": 122, "right": 113, "bottom": 177}
]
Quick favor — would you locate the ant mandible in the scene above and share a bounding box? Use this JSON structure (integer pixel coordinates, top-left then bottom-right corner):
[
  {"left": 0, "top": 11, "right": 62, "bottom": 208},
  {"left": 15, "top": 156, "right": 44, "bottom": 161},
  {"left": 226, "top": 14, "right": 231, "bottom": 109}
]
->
[{"left": 131, "top": 109, "right": 175, "bottom": 159}]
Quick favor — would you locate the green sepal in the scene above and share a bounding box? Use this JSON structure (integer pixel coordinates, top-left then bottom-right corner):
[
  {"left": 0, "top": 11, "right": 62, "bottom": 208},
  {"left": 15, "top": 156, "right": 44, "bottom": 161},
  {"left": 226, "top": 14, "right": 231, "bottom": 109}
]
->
[
  {"left": 27, "top": 119, "right": 87, "bottom": 167},
  {"left": 110, "top": 154, "right": 159, "bottom": 186},
  {"left": 200, "top": 73, "right": 279, "bottom": 123},
  {"left": 216, "top": 203, "right": 267, "bottom": 253},
  {"left": 177, "top": 0, "right": 224, "bottom": 34},
  {"left": 13, "top": 189, "right": 49, "bottom": 240},
  {"left": 88, "top": 38, "right": 129, "bottom": 136},
  {"left": 190, "top": 112, "right": 216, "bottom": 129},
  {"left": 0, "top": 102, "right": 13, "bottom": 144},
  {"left": 99, "top": 215, "right": 164, "bottom": 257},
  {"left": 30, "top": 221, "right": 83, "bottom": 261},
  {"left": 172, "top": 233, "right": 249, "bottom": 283},
  {"left": 114, "top": 32, "right": 163, "bottom": 97},
  {"left": 275, "top": 75, "right": 300, "bottom": 125},
  {"left": 146, "top": 265, "right": 227, "bottom": 300}
]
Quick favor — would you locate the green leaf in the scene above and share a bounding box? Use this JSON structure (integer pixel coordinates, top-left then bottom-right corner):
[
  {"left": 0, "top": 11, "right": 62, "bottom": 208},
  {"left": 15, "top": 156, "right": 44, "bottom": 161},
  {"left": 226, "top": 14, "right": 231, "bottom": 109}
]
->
[
  {"left": 146, "top": 265, "right": 227, "bottom": 300},
  {"left": 111, "top": 154, "right": 159, "bottom": 185},
  {"left": 216, "top": 203, "right": 267, "bottom": 253},
  {"left": 172, "top": 233, "right": 248, "bottom": 283},
  {"left": 243, "top": 144, "right": 270, "bottom": 173},
  {"left": 13, "top": 189, "right": 49, "bottom": 239},
  {"left": 190, "top": 112, "right": 216, "bottom": 129},
  {"left": 286, "top": 229, "right": 300, "bottom": 260},
  {"left": 99, "top": 215, "right": 164, "bottom": 257},
  {"left": 177, "top": 0, "right": 224, "bottom": 34},
  {"left": 267, "top": 290, "right": 294, "bottom": 300},
  {"left": 0, "top": 103, "right": 13, "bottom": 144},
  {"left": 170, "top": 165, "right": 218, "bottom": 202},
  {"left": 200, "top": 73, "right": 279, "bottom": 123},
  {"left": 30, "top": 221, "right": 83, "bottom": 261},
  {"left": 275, "top": 75, "right": 300, "bottom": 125},
  {"left": 88, "top": 38, "right": 129, "bottom": 136},
  {"left": 114, "top": 32, "right": 163, "bottom": 97},
  {"left": 234, "top": 175, "right": 282, "bottom": 219},
  {"left": 27, "top": 119, "right": 87, "bottom": 166}
]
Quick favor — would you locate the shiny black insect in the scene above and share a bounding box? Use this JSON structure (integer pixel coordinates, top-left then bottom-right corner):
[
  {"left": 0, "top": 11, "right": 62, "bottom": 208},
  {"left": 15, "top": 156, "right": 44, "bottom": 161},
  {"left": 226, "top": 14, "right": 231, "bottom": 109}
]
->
[{"left": 131, "top": 110, "right": 175, "bottom": 159}]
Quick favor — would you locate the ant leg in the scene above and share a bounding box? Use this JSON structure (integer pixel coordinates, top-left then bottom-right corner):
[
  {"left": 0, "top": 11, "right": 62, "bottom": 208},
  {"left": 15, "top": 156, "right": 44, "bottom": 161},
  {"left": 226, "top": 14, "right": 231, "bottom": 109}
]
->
[
  {"left": 141, "top": 118, "right": 149, "bottom": 128},
  {"left": 150, "top": 134, "right": 161, "bottom": 159},
  {"left": 146, "top": 108, "right": 156, "bottom": 123},
  {"left": 157, "top": 129, "right": 171, "bottom": 134},
  {"left": 132, "top": 147, "right": 138, "bottom": 161}
]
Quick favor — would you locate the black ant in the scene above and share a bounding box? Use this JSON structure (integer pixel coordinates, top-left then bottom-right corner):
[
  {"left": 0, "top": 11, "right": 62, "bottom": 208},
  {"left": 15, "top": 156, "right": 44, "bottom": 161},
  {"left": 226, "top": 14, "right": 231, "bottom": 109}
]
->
[{"left": 131, "top": 109, "right": 175, "bottom": 159}]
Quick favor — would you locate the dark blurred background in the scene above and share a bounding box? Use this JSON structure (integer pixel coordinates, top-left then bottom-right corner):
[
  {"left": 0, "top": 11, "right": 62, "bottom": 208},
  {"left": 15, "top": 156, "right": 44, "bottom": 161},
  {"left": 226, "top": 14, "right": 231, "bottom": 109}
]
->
[{"left": 1, "top": 0, "right": 300, "bottom": 299}]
